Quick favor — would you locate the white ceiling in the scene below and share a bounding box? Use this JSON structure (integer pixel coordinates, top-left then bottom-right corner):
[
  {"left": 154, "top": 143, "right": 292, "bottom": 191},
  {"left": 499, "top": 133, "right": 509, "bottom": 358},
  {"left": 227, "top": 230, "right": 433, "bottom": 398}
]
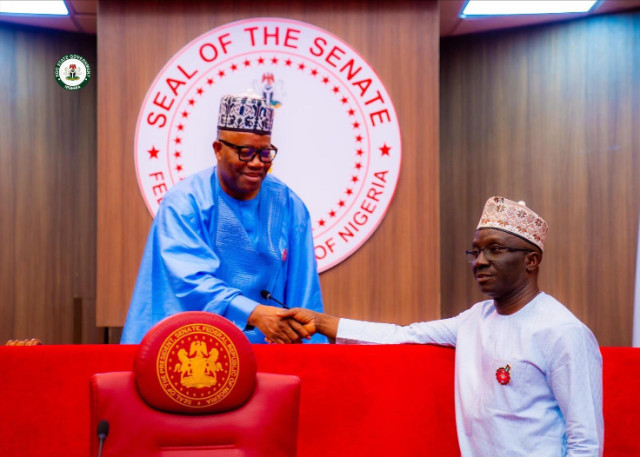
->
[
  {"left": 0, "top": 0, "right": 96, "bottom": 34},
  {"left": 0, "top": 1, "right": 639, "bottom": 37},
  {"left": 441, "top": 0, "right": 640, "bottom": 36}
]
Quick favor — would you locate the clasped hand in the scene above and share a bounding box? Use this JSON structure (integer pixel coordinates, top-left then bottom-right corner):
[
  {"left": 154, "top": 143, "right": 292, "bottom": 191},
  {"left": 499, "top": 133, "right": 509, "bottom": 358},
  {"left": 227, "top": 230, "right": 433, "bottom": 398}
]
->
[{"left": 248, "top": 305, "right": 318, "bottom": 344}]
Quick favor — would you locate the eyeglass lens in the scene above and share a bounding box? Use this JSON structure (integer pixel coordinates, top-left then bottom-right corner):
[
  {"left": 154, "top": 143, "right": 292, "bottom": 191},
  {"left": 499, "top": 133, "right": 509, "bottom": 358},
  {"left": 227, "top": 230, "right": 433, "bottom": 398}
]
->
[
  {"left": 238, "top": 147, "right": 276, "bottom": 162},
  {"left": 465, "top": 247, "right": 499, "bottom": 263}
]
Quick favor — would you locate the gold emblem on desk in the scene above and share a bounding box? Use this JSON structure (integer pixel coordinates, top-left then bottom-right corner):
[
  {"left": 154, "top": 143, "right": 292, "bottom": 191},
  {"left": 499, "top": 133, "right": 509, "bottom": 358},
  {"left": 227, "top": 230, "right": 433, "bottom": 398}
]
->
[
  {"left": 174, "top": 340, "right": 223, "bottom": 388},
  {"left": 156, "top": 324, "right": 240, "bottom": 408}
]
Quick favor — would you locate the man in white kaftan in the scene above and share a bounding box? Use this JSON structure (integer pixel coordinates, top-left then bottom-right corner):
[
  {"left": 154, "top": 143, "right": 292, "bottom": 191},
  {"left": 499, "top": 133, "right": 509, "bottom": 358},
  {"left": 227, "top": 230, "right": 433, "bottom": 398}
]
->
[{"left": 282, "top": 196, "right": 604, "bottom": 456}]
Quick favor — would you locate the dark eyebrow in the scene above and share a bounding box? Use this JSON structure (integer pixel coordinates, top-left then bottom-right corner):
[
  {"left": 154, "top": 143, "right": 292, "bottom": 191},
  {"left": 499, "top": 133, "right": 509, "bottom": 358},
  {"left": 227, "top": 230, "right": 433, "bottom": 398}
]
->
[
  {"left": 246, "top": 145, "right": 272, "bottom": 150},
  {"left": 472, "top": 237, "right": 505, "bottom": 248}
]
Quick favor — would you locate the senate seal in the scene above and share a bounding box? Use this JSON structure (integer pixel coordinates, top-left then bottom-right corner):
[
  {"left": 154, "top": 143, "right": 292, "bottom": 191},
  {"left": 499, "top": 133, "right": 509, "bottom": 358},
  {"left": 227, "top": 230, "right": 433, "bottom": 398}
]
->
[
  {"left": 54, "top": 54, "right": 91, "bottom": 91},
  {"left": 156, "top": 323, "right": 240, "bottom": 408},
  {"left": 135, "top": 17, "right": 402, "bottom": 272}
]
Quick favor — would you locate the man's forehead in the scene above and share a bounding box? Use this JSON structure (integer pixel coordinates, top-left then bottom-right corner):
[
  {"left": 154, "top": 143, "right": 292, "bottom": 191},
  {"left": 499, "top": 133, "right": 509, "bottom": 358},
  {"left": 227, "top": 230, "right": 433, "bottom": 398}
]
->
[
  {"left": 472, "top": 228, "right": 519, "bottom": 245},
  {"left": 219, "top": 130, "right": 271, "bottom": 144}
]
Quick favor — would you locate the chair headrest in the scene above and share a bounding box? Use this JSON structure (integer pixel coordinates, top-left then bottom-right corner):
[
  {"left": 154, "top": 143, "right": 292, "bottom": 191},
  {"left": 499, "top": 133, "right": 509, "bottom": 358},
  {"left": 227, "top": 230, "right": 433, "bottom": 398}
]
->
[{"left": 133, "top": 312, "right": 257, "bottom": 415}]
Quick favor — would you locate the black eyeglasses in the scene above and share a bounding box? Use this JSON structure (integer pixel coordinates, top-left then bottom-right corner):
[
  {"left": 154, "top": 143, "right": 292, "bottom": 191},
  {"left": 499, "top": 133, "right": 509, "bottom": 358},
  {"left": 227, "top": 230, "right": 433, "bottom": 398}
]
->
[
  {"left": 217, "top": 139, "right": 278, "bottom": 163},
  {"left": 465, "top": 246, "right": 534, "bottom": 263}
]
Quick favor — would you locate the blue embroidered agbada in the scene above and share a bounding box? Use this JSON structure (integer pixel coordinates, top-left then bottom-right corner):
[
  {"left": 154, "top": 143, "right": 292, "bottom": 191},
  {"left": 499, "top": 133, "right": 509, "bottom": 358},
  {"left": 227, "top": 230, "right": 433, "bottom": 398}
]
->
[{"left": 121, "top": 167, "right": 327, "bottom": 344}]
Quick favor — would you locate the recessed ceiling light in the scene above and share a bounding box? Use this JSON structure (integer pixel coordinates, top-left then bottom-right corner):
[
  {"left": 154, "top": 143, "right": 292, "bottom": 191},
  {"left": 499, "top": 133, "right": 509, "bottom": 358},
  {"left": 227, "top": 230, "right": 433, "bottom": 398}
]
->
[
  {"left": 0, "top": 1, "right": 69, "bottom": 16},
  {"left": 462, "top": 0, "right": 598, "bottom": 17}
]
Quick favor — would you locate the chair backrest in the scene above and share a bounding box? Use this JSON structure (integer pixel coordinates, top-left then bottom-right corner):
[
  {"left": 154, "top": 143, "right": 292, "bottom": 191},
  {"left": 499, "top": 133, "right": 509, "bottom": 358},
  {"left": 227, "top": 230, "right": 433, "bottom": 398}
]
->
[{"left": 90, "top": 312, "right": 301, "bottom": 457}]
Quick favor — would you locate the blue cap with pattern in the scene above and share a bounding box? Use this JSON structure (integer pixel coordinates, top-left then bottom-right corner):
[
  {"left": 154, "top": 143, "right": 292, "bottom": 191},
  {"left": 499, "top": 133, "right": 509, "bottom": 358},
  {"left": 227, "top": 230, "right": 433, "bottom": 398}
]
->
[{"left": 217, "top": 93, "right": 274, "bottom": 135}]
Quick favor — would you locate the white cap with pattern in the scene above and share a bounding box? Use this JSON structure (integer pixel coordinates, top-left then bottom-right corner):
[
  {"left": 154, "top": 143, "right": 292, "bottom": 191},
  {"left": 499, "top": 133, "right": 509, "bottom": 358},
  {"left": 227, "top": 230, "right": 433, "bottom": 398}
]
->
[{"left": 477, "top": 196, "right": 548, "bottom": 251}]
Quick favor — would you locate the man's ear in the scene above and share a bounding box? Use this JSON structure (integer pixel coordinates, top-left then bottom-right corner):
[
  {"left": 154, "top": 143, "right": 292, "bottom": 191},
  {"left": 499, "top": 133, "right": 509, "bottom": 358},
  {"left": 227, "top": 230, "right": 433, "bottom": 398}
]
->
[
  {"left": 213, "top": 140, "right": 222, "bottom": 160},
  {"left": 525, "top": 251, "right": 542, "bottom": 272}
]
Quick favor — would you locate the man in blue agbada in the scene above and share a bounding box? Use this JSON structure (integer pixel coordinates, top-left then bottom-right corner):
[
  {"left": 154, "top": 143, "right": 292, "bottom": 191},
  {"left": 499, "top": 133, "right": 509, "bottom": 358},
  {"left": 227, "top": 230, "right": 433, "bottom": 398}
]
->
[{"left": 122, "top": 93, "right": 327, "bottom": 344}]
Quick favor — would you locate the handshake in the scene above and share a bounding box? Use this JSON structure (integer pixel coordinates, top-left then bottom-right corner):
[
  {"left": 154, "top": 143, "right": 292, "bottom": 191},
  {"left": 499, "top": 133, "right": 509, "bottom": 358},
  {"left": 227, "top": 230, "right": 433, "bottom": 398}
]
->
[{"left": 247, "top": 306, "right": 339, "bottom": 344}]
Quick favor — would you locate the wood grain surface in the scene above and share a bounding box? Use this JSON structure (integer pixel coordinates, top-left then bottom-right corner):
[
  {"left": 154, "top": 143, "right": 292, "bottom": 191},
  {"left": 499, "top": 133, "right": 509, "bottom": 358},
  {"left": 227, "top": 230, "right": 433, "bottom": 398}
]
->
[
  {"left": 0, "top": 24, "right": 99, "bottom": 343},
  {"left": 440, "top": 11, "right": 640, "bottom": 346}
]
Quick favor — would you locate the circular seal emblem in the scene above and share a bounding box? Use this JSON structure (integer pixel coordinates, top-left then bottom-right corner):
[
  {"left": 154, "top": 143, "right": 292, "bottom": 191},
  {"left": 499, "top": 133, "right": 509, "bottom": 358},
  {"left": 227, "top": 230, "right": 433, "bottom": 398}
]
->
[
  {"left": 156, "top": 323, "right": 239, "bottom": 408},
  {"left": 135, "top": 18, "right": 402, "bottom": 272},
  {"left": 54, "top": 54, "right": 91, "bottom": 91},
  {"left": 134, "top": 312, "right": 257, "bottom": 414}
]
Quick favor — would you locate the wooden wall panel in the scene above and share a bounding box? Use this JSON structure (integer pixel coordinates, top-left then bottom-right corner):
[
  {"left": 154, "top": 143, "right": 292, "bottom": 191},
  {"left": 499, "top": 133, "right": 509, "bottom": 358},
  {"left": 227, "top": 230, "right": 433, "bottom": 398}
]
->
[
  {"left": 97, "top": 1, "right": 440, "bottom": 328},
  {"left": 0, "top": 24, "right": 99, "bottom": 344},
  {"left": 440, "top": 12, "right": 640, "bottom": 346}
]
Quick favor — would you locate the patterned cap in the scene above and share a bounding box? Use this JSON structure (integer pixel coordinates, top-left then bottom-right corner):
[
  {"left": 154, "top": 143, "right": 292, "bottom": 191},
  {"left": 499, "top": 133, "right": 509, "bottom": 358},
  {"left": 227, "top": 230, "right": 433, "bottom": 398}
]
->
[
  {"left": 477, "top": 196, "right": 548, "bottom": 251},
  {"left": 217, "top": 93, "right": 274, "bottom": 135}
]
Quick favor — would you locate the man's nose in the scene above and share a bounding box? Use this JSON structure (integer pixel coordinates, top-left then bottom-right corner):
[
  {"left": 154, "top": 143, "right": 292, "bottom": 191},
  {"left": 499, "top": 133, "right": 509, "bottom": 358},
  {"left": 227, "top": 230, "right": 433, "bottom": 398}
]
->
[
  {"left": 474, "top": 249, "right": 490, "bottom": 266},
  {"left": 247, "top": 154, "right": 264, "bottom": 167}
]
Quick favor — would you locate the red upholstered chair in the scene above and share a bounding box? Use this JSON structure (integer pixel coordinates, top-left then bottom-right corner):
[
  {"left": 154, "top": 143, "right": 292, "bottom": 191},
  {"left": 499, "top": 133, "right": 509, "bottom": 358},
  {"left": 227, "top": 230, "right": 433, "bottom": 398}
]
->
[{"left": 90, "top": 312, "right": 301, "bottom": 457}]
